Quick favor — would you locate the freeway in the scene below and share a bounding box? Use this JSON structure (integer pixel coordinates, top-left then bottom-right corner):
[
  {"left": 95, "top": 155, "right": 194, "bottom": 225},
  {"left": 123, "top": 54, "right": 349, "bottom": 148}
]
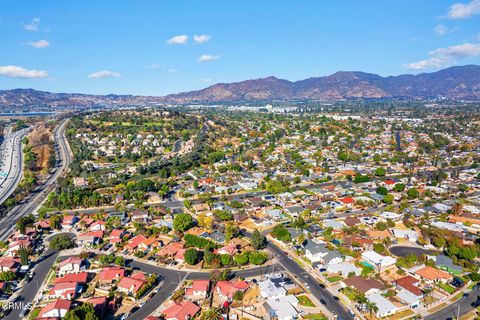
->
[
  {"left": 0, "top": 119, "right": 72, "bottom": 241},
  {"left": 0, "top": 126, "right": 28, "bottom": 206}
]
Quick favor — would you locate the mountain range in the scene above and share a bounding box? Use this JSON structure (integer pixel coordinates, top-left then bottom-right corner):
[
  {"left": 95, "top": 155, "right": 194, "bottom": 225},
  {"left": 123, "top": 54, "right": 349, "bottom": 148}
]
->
[{"left": 1, "top": 65, "right": 480, "bottom": 108}]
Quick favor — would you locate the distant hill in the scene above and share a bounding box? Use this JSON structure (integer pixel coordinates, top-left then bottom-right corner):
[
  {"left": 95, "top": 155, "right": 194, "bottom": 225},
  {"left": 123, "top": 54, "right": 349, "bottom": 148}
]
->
[
  {"left": 1, "top": 65, "right": 479, "bottom": 108},
  {"left": 166, "top": 65, "right": 480, "bottom": 102}
]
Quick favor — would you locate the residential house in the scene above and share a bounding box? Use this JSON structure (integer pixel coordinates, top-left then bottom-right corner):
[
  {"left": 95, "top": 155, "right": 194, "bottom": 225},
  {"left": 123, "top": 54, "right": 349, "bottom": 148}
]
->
[
  {"left": 58, "top": 257, "right": 83, "bottom": 276},
  {"left": 361, "top": 251, "right": 396, "bottom": 270},
  {"left": 185, "top": 280, "right": 209, "bottom": 300},
  {"left": 342, "top": 276, "right": 385, "bottom": 295},
  {"left": 415, "top": 266, "right": 453, "bottom": 284},
  {"left": 38, "top": 299, "right": 72, "bottom": 318},
  {"left": 263, "top": 295, "right": 299, "bottom": 320},
  {"left": 162, "top": 301, "right": 201, "bottom": 320}
]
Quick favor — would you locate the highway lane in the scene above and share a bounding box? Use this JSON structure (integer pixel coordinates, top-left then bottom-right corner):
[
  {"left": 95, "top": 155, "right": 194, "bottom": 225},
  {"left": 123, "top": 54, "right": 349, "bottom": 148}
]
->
[
  {"left": 0, "top": 119, "right": 72, "bottom": 241},
  {"left": 0, "top": 127, "right": 28, "bottom": 206}
]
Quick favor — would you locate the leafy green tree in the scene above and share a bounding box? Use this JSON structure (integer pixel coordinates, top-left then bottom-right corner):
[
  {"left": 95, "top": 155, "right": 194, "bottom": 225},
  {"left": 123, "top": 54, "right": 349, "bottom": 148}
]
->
[
  {"left": 49, "top": 235, "right": 75, "bottom": 250},
  {"left": 0, "top": 271, "right": 16, "bottom": 281},
  {"left": 220, "top": 254, "right": 231, "bottom": 266},
  {"left": 64, "top": 302, "right": 99, "bottom": 320},
  {"left": 374, "top": 167, "right": 386, "bottom": 177},
  {"left": 383, "top": 194, "right": 394, "bottom": 204},
  {"left": 233, "top": 252, "right": 249, "bottom": 265},
  {"left": 376, "top": 186, "right": 388, "bottom": 195},
  {"left": 173, "top": 213, "right": 194, "bottom": 232},
  {"left": 184, "top": 248, "right": 202, "bottom": 265},
  {"left": 393, "top": 183, "right": 406, "bottom": 192},
  {"left": 407, "top": 188, "right": 419, "bottom": 198},
  {"left": 271, "top": 224, "right": 291, "bottom": 242},
  {"left": 373, "top": 243, "right": 386, "bottom": 254},
  {"left": 248, "top": 251, "right": 268, "bottom": 265},
  {"left": 374, "top": 222, "right": 388, "bottom": 231},
  {"left": 251, "top": 229, "right": 266, "bottom": 249}
]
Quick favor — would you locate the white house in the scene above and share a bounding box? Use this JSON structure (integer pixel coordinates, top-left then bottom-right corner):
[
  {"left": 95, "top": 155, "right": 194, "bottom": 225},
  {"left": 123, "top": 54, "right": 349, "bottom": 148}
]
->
[
  {"left": 264, "top": 295, "right": 299, "bottom": 320},
  {"left": 366, "top": 293, "right": 400, "bottom": 318},
  {"left": 361, "top": 251, "right": 396, "bottom": 270}
]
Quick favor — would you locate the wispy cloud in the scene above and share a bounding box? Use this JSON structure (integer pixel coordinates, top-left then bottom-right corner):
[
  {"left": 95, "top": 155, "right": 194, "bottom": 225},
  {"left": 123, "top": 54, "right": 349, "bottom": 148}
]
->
[
  {"left": 0, "top": 65, "right": 48, "bottom": 78},
  {"left": 146, "top": 63, "right": 162, "bottom": 69},
  {"left": 23, "top": 18, "right": 40, "bottom": 31},
  {"left": 166, "top": 35, "right": 189, "bottom": 45},
  {"left": 447, "top": 0, "right": 480, "bottom": 19},
  {"left": 88, "top": 70, "right": 121, "bottom": 79},
  {"left": 168, "top": 68, "right": 179, "bottom": 73},
  {"left": 434, "top": 24, "right": 448, "bottom": 35},
  {"left": 198, "top": 54, "right": 220, "bottom": 63},
  {"left": 27, "top": 40, "right": 50, "bottom": 48},
  {"left": 406, "top": 42, "right": 480, "bottom": 70},
  {"left": 193, "top": 34, "right": 211, "bottom": 44},
  {"left": 201, "top": 78, "right": 213, "bottom": 82}
]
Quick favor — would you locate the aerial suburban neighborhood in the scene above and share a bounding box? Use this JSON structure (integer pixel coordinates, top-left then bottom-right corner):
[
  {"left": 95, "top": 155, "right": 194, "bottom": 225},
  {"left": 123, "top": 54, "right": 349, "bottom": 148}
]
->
[{"left": 1, "top": 1, "right": 480, "bottom": 320}]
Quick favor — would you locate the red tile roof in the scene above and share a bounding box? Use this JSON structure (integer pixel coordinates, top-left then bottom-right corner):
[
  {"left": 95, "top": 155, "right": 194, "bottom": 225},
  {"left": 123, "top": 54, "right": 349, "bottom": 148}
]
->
[
  {"left": 98, "top": 266, "right": 125, "bottom": 282},
  {"left": 39, "top": 299, "right": 72, "bottom": 318},
  {"left": 55, "top": 272, "right": 88, "bottom": 284},
  {"left": 394, "top": 276, "right": 423, "bottom": 296},
  {"left": 117, "top": 276, "right": 146, "bottom": 293},
  {"left": 215, "top": 280, "right": 249, "bottom": 298},
  {"left": 163, "top": 301, "right": 200, "bottom": 320}
]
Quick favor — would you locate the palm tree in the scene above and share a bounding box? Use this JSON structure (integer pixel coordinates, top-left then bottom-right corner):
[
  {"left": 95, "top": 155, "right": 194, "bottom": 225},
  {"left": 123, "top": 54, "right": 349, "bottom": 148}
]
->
[
  {"left": 366, "top": 301, "right": 378, "bottom": 319},
  {"left": 201, "top": 308, "right": 222, "bottom": 320}
]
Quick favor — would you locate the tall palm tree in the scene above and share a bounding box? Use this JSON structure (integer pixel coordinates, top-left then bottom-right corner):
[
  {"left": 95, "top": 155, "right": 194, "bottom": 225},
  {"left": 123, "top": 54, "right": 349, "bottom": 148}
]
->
[
  {"left": 366, "top": 301, "right": 378, "bottom": 319},
  {"left": 201, "top": 308, "right": 222, "bottom": 320}
]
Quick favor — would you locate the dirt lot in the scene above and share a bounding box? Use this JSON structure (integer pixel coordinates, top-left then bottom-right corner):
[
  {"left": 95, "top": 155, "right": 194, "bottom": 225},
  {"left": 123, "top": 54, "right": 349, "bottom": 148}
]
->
[{"left": 28, "top": 124, "right": 53, "bottom": 171}]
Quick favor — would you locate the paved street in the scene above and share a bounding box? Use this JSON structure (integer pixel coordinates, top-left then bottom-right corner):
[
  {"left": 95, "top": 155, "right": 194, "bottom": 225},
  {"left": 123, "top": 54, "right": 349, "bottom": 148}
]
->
[
  {"left": 425, "top": 286, "right": 480, "bottom": 320},
  {"left": 4, "top": 248, "right": 59, "bottom": 320}
]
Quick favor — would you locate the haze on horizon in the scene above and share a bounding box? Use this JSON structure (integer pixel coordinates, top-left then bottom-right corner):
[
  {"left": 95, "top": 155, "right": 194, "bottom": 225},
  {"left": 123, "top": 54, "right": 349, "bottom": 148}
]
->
[{"left": 0, "top": 0, "right": 480, "bottom": 96}]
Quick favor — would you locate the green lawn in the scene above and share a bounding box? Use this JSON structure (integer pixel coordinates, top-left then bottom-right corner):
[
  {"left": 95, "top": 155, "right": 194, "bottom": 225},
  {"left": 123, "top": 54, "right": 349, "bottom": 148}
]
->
[
  {"left": 437, "top": 283, "right": 456, "bottom": 294},
  {"left": 304, "top": 314, "right": 327, "bottom": 320},
  {"left": 29, "top": 308, "right": 41, "bottom": 320},
  {"left": 327, "top": 275, "right": 343, "bottom": 283},
  {"left": 297, "top": 295, "right": 316, "bottom": 307}
]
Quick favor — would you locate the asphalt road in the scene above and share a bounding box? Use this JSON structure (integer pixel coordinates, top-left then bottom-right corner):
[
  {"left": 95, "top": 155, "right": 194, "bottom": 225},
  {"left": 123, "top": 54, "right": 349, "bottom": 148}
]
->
[
  {"left": 124, "top": 258, "right": 285, "bottom": 320},
  {"left": 266, "top": 240, "right": 352, "bottom": 320},
  {"left": 0, "top": 127, "right": 28, "bottom": 206},
  {"left": 0, "top": 119, "right": 71, "bottom": 241},
  {"left": 389, "top": 245, "right": 438, "bottom": 257},
  {"left": 4, "top": 248, "right": 60, "bottom": 320},
  {"left": 425, "top": 286, "right": 480, "bottom": 320}
]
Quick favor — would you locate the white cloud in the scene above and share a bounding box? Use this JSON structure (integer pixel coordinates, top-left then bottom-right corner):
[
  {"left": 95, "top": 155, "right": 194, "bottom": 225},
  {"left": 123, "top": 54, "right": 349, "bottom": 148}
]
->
[
  {"left": 23, "top": 18, "right": 40, "bottom": 31},
  {"left": 27, "top": 40, "right": 50, "bottom": 48},
  {"left": 88, "top": 70, "right": 121, "bottom": 79},
  {"left": 146, "top": 63, "right": 162, "bottom": 69},
  {"left": 406, "top": 42, "right": 480, "bottom": 70},
  {"left": 0, "top": 65, "right": 48, "bottom": 78},
  {"left": 193, "top": 34, "right": 211, "bottom": 44},
  {"left": 447, "top": 0, "right": 480, "bottom": 19},
  {"left": 168, "top": 68, "right": 179, "bottom": 73},
  {"left": 198, "top": 54, "right": 220, "bottom": 63},
  {"left": 201, "top": 78, "right": 213, "bottom": 82},
  {"left": 434, "top": 24, "right": 448, "bottom": 35},
  {"left": 166, "top": 35, "right": 188, "bottom": 45}
]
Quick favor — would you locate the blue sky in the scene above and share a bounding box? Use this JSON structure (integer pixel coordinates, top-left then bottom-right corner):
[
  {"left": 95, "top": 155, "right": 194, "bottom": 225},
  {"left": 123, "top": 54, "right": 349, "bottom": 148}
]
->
[{"left": 0, "top": 0, "right": 479, "bottom": 95}]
